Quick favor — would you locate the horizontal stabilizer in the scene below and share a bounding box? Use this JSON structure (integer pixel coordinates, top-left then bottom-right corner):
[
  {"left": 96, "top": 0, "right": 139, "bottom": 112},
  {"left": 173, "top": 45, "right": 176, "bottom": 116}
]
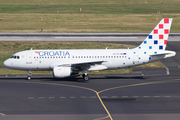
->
[{"left": 150, "top": 50, "right": 176, "bottom": 59}]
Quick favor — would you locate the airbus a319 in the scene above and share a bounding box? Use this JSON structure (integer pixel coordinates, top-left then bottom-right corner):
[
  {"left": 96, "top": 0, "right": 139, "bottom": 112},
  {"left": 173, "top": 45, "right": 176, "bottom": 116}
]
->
[{"left": 3, "top": 18, "right": 176, "bottom": 81}]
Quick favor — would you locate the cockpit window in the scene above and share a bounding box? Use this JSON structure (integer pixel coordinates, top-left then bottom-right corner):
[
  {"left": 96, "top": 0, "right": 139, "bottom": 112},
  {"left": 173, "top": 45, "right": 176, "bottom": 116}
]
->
[{"left": 10, "top": 55, "right": 20, "bottom": 59}]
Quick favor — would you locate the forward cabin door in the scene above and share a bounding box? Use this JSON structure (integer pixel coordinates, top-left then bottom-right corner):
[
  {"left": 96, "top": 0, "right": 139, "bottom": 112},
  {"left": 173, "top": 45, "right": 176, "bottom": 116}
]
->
[{"left": 26, "top": 51, "right": 32, "bottom": 64}]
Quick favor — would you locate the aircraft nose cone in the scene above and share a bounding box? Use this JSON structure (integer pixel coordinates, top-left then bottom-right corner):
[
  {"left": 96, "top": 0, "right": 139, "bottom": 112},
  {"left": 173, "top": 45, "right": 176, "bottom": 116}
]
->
[{"left": 3, "top": 60, "right": 10, "bottom": 68}]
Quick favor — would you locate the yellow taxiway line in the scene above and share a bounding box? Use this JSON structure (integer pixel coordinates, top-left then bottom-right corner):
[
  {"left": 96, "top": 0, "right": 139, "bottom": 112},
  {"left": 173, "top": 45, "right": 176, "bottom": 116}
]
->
[{"left": 2, "top": 78, "right": 180, "bottom": 120}]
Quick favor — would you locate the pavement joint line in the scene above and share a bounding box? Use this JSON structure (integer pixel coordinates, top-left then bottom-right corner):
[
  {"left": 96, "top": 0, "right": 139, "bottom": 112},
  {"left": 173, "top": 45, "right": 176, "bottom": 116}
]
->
[
  {"left": 28, "top": 97, "right": 34, "bottom": 99},
  {"left": 154, "top": 96, "right": 160, "bottom": 97},
  {"left": 101, "top": 96, "right": 107, "bottom": 98},
  {"left": 91, "top": 96, "right": 97, "bottom": 98},
  {"left": 143, "top": 96, "right": 149, "bottom": 97},
  {"left": 133, "top": 96, "right": 139, "bottom": 97},
  {"left": 122, "top": 96, "right": 128, "bottom": 98},
  {"left": 49, "top": 97, "right": 55, "bottom": 99},
  {"left": 70, "top": 96, "right": 75, "bottom": 98},
  {"left": 81, "top": 96, "right": 87, "bottom": 98},
  {"left": 27, "top": 96, "right": 178, "bottom": 99},
  {"left": 59, "top": 97, "right": 65, "bottom": 99},
  {"left": 38, "top": 97, "right": 45, "bottom": 99},
  {"left": 111, "top": 96, "right": 117, "bottom": 98}
]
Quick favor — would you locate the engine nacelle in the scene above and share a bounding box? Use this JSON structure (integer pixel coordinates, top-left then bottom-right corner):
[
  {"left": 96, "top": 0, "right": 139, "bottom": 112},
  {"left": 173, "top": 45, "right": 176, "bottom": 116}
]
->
[{"left": 53, "top": 66, "right": 71, "bottom": 78}]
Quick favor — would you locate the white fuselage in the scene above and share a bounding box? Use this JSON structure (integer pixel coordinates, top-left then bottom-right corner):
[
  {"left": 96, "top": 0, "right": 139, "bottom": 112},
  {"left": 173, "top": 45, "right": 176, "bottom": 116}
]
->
[{"left": 4, "top": 48, "right": 173, "bottom": 72}]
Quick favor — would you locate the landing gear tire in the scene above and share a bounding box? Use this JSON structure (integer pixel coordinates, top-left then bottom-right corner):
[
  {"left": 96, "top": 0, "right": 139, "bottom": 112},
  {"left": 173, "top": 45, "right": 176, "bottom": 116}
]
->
[
  {"left": 27, "top": 76, "right": 31, "bottom": 80},
  {"left": 83, "top": 74, "right": 89, "bottom": 81},
  {"left": 27, "top": 70, "right": 32, "bottom": 80}
]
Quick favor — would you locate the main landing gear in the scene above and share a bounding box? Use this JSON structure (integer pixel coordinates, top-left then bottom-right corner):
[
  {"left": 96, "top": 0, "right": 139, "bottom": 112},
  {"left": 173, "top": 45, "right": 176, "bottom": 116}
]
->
[
  {"left": 27, "top": 70, "right": 32, "bottom": 80},
  {"left": 82, "top": 73, "right": 89, "bottom": 81}
]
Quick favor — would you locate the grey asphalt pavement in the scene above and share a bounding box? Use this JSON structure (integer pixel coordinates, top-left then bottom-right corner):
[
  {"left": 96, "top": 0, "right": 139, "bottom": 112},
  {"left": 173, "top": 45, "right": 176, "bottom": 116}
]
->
[{"left": 0, "top": 34, "right": 180, "bottom": 120}]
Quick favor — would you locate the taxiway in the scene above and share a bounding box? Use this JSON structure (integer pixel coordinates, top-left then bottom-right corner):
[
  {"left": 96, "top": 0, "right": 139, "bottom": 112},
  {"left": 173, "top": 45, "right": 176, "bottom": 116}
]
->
[{"left": 0, "top": 34, "right": 180, "bottom": 120}]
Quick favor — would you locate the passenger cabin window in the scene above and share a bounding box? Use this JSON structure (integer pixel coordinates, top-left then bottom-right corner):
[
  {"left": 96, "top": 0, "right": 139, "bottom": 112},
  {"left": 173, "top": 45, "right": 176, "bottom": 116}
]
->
[{"left": 11, "top": 55, "right": 20, "bottom": 59}]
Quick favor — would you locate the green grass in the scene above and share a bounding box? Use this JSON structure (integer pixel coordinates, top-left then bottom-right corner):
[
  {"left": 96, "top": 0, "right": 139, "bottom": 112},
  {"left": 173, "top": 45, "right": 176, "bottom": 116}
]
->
[
  {"left": 0, "top": 41, "right": 164, "bottom": 75},
  {"left": 0, "top": 0, "right": 180, "bottom": 33},
  {"left": 0, "top": 68, "right": 132, "bottom": 75},
  {"left": 0, "top": 69, "right": 52, "bottom": 75},
  {"left": 0, "top": 3, "right": 180, "bottom": 14}
]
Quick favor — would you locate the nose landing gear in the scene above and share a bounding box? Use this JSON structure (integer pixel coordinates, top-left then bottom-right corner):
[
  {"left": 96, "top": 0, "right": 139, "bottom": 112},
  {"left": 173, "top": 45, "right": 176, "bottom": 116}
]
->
[{"left": 27, "top": 70, "right": 32, "bottom": 80}]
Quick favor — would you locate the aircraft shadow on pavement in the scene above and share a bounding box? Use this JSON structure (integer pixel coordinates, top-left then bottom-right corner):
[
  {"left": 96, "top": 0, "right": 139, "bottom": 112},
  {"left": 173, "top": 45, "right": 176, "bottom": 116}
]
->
[
  {"left": 41, "top": 75, "right": 144, "bottom": 81},
  {"left": 0, "top": 75, "right": 144, "bottom": 82}
]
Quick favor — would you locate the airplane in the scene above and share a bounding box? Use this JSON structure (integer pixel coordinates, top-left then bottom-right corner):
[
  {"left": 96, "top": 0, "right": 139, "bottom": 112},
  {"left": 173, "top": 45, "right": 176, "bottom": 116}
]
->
[{"left": 3, "top": 18, "right": 176, "bottom": 81}]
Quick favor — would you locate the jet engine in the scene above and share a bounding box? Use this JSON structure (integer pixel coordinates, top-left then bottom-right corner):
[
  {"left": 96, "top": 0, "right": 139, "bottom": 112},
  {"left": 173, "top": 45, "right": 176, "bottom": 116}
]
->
[{"left": 53, "top": 66, "right": 72, "bottom": 78}]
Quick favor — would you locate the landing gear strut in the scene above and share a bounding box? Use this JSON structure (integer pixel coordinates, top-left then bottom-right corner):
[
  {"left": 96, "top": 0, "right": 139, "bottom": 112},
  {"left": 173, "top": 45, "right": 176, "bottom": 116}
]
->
[
  {"left": 82, "top": 73, "right": 89, "bottom": 81},
  {"left": 27, "top": 70, "right": 32, "bottom": 80}
]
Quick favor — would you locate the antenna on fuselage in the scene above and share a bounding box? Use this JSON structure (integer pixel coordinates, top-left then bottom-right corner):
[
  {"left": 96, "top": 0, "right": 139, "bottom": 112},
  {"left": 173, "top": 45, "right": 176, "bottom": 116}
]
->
[
  {"left": 30, "top": 48, "right": 33, "bottom": 50},
  {"left": 106, "top": 47, "right": 108, "bottom": 49}
]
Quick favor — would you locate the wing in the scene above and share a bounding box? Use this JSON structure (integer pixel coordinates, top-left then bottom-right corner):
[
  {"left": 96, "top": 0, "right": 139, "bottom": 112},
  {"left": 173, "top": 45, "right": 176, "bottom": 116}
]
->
[
  {"left": 50, "top": 60, "right": 107, "bottom": 72},
  {"left": 60, "top": 60, "right": 104, "bottom": 66},
  {"left": 70, "top": 61, "right": 107, "bottom": 72}
]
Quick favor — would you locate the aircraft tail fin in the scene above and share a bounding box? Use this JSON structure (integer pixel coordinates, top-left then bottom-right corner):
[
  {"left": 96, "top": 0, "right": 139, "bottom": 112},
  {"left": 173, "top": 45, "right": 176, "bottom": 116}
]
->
[{"left": 135, "top": 18, "right": 173, "bottom": 53}]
